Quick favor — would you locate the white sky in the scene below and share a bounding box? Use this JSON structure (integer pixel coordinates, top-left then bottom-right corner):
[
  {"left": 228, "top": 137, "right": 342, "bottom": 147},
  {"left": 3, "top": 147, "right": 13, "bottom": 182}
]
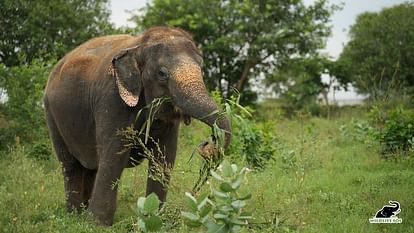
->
[
  {"left": 109, "top": 0, "right": 408, "bottom": 100},
  {"left": 110, "top": 0, "right": 408, "bottom": 59}
]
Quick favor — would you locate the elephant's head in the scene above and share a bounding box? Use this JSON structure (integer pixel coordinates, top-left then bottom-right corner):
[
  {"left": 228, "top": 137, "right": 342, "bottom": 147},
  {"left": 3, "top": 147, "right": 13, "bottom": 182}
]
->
[{"left": 110, "top": 27, "right": 231, "bottom": 149}]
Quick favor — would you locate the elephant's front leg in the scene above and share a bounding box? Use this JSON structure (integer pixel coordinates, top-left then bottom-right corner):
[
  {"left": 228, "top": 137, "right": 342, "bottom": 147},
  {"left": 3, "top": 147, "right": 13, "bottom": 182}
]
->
[
  {"left": 146, "top": 121, "right": 179, "bottom": 202},
  {"left": 88, "top": 136, "right": 129, "bottom": 226}
]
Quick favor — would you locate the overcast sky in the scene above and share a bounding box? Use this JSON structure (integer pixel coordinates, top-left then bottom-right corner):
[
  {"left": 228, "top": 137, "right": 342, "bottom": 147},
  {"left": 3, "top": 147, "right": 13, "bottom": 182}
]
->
[
  {"left": 109, "top": 0, "right": 408, "bottom": 100},
  {"left": 110, "top": 0, "right": 408, "bottom": 59}
]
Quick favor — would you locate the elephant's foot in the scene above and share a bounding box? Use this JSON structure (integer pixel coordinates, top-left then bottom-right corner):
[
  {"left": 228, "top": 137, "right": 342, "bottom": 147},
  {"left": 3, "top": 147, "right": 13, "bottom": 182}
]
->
[
  {"left": 87, "top": 203, "right": 115, "bottom": 226},
  {"left": 87, "top": 193, "right": 117, "bottom": 226}
]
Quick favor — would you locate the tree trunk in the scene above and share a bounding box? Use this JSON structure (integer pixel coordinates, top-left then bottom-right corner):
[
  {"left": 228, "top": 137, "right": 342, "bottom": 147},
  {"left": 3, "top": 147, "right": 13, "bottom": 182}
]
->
[{"left": 236, "top": 60, "right": 254, "bottom": 92}]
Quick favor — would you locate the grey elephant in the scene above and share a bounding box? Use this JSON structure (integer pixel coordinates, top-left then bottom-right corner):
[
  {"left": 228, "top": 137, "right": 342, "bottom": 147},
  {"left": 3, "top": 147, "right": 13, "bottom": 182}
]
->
[{"left": 43, "top": 27, "right": 231, "bottom": 226}]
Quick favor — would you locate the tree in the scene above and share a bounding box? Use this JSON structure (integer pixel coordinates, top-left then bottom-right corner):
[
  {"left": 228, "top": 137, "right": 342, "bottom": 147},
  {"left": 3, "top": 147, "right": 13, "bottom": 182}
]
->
[
  {"left": 267, "top": 56, "right": 331, "bottom": 114},
  {"left": 133, "top": 0, "right": 337, "bottom": 101},
  {"left": 0, "top": 0, "right": 114, "bottom": 66},
  {"left": 0, "top": 61, "right": 52, "bottom": 147},
  {"left": 336, "top": 2, "right": 414, "bottom": 100}
]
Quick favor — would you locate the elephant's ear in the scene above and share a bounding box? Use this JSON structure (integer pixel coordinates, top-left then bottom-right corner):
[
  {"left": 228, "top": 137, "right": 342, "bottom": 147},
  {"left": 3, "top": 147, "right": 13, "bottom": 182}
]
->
[{"left": 109, "top": 46, "right": 142, "bottom": 107}]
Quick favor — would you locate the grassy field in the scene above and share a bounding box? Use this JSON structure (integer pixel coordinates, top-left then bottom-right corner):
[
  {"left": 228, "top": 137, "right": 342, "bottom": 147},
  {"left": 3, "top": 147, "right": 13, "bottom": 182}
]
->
[{"left": 1, "top": 111, "right": 413, "bottom": 232}]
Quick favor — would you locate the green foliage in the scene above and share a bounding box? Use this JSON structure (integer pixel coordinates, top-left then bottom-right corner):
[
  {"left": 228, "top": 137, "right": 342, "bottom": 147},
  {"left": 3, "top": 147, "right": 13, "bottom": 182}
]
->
[
  {"left": 226, "top": 98, "right": 277, "bottom": 170},
  {"left": 27, "top": 141, "right": 53, "bottom": 161},
  {"left": 336, "top": 2, "right": 414, "bottom": 98},
  {"left": 372, "top": 107, "right": 414, "bottom": 155},
  {"left": 118, "top": 97, "right": 174, "bottom": 187},
  {"left": 339, "top": 119, "right": 374, "bottom": 144},
  {"left": 135, "top": 0, "right": 337, "bottom": 102},
  {"left": 213, "top": 92, "right": 277, "bottom": 170},
  {"left": 182, "top": 160, "right": 252, "bottom": 233},
  {"left": 192, "top": 93, "right": 276, "bottom": 193},
  {"left": 0, "top": 60, "right": 54, "bottom": 148},
  {"left": 277, "top": 117, "right": 320, "bottom": 184},
  {"left": 0, "top": 0, "right": 114, "bottom": 66},
  {"left": 340, "top": 103, "right": 414, "bottom": 156},
  {"left": 136, "top": 193, "right": 163, "bottom": 232},
  {"left": 270, "top": 56, "right": 331, "bottom": 114},
  {"left": 2, "top": 111, "right": 414, "bottom": 232}
]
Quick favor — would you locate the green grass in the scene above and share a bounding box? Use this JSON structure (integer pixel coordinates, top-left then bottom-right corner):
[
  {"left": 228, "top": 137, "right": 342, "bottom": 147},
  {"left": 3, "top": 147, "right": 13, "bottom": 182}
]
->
[{"left": 1, "top": 115, "right": 413, "bottom": 232}]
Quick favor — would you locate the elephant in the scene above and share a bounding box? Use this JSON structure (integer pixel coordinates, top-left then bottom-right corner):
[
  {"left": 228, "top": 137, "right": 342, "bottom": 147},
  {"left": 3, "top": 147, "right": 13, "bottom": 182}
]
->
[
  {"left": 375, "top": 201, "right": 401, "bottom": 218},
  {"left": 43, "top": 27, "right": 231, "bottom": 226}
]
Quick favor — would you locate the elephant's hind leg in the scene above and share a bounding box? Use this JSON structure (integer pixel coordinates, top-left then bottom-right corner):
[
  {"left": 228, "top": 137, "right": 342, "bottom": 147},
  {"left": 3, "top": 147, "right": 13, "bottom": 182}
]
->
[
  {"left": 45, "top": 111, "right": 90, "bottom": 212},
  {"left": 62, "top": 161, "right": 87, "bottom": 212},
  {"left": 82, "top": 168, "right": 96, "bottom": 208},
  {"left": 63, "top": 164, "right": 97, "bottom": 211}
]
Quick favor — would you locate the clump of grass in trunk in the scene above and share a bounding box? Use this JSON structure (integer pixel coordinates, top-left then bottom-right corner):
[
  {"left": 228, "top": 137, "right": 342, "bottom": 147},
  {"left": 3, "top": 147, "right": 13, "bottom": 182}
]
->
[
  {"left": 191, "top": 121, "right": 226, "bottom": 193},
  {"left": 193, "top": 93, "right": 277, "bottom": 193},
  {"left": 117, "top": 96, "right": 228, "bottom": 192},
  {"left": 117, "top": 97, "right": 173, "bottom": 187}
]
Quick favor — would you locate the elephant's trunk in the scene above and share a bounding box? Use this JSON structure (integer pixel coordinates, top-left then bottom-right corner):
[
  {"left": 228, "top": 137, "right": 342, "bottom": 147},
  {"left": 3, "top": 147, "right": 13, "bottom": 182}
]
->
[{"left": 169, "top": 61, "right": 232, "bottom": 149}]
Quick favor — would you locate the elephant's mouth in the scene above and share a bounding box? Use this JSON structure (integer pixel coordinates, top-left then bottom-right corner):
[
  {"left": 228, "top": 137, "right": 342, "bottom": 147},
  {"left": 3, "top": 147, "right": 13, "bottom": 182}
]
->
[{"left": 153, "top": 104, "right": 192, "bottom": 125}]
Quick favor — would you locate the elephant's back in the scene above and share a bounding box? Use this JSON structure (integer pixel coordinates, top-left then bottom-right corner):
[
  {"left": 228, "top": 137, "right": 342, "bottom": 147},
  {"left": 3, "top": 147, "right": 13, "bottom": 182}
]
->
[
  {"left": 44, "top": 34, "right": 140, "bottom": 117},
  {"left": 47, "top": 35, "right": 138, "bottom": 86}
]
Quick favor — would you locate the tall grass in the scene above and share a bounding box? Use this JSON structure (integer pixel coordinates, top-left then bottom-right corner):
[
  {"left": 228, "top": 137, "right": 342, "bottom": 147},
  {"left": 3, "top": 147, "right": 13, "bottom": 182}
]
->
[{"left": 1, "top": 107, "right": 413, "bottom": 232}]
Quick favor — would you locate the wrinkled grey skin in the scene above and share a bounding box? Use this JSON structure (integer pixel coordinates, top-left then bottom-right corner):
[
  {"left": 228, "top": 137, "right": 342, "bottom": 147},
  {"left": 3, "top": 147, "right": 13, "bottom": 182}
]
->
[{"left": 43, "top": 27, "right": 231, "bottom": 226}]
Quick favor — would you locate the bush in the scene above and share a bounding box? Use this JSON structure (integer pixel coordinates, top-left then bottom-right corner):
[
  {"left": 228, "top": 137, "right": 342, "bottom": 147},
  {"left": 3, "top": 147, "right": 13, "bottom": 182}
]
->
[
  {"left": 0, "top": 60, "right": 54, "bottom": 148},
  {"left": 136, "top": 193, "right": 163, "bottom": 233},
  {"left": 212, "top": 92, "right": 277, "bottom": 170},
  {"left": 373, "top": 107, "right": 414, "bottom": 155},
  {"left": 182, "top": 160, "right": 252, "bottom": 233},
  {"left": 27, "top": 140, "right": 52, "bottom": 161}
]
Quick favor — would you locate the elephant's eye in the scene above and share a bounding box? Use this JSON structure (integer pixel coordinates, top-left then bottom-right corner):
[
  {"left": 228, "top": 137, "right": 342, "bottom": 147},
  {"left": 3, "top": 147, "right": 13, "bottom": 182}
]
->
[{"left": 158, "top": 67, "right": 169, "bottom": 82}]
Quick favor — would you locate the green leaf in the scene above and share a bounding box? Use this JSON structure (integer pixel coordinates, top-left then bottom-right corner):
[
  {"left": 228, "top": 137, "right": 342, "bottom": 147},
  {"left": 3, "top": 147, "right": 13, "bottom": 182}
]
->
[
  {"left": 238, "top": 212, "right": 253, "bottom": 220},
  {"left": 213, "top": 213, "right": 228, "bottom": 220},
  {"left": 138, "top": 218, "right": 146, "bottom": 232},
  {"left": 181, "top": 211, "right": 200, "bottom": 221},
  {"left": 197, "top": 195, "right": 209, "bottom": 210},
  {"left": 185, "top": 219, "right": 202, "bottom": 228},
  {"left": 238, "top": 194, "right": 252, "bottom": 200},
  {"left": 231, "top": 200, "right": 246, "bottom": 209},
  {"left": 219, "top": 182, "right": 234, "bottom": 192},
  {"left": 218, "top": 205, "right": 233, "bottom": 213},
  {"left": 231, "top": 225, "right": 242, "bottom": 233},
  {"left": 221, "top": 160, "right": 233, "bottom": 177},
  {"left": 199, "top": 204, "right": 212, "bottom": 217},
  {"left": 144, "top": 193, "right": 160, "bottom": 214},
  {"left": 239, "top": 167, "right": 247, "bottom": 175},
  {"left": 231, "top": 164, "right": 238, "bottom": 173},
  {"left": 137, "top": 197, "right": 146, "bottom": 212},
  {"left": 144, "top": 215, "right": 163, "bottom": 232},
  {"left": 206, "top": 223, "right": 227, "bottom": 233},
  {"left": 231, "top": 176, "right": 243, "bottom": 190},
  {"left": 213, "top": 189, "right": 229, "bottom": 199},
  {"left": 211, "top": 171, "right": 224, "bottom": 181},
  {"left": 184, "top": 192, "right": 198, "bottom": 212},
  {"left": 229, "top": 217, "right": 247, "bottom": 225}
]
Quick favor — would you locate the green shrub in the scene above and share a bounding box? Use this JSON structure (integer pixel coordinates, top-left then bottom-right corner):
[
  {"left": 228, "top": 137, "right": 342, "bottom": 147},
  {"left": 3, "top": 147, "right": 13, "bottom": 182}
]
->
[
  {"left": 211, "top": 92, "right": 277, "bottom": 170},
  {"left": 182, "top": 160, "right": 252, "bottom": 233},
  {"left": 373, "top": 107, "right": 414, "bottom": 155},
  {"left": 136, "top": 193, "right": 163, "bottom": 232},
  {"left": 0, "top": 60, "right": 55, "bottom": 148},
  {"left": 27, "top": 141, "right": 52, "bottom": 161}
]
